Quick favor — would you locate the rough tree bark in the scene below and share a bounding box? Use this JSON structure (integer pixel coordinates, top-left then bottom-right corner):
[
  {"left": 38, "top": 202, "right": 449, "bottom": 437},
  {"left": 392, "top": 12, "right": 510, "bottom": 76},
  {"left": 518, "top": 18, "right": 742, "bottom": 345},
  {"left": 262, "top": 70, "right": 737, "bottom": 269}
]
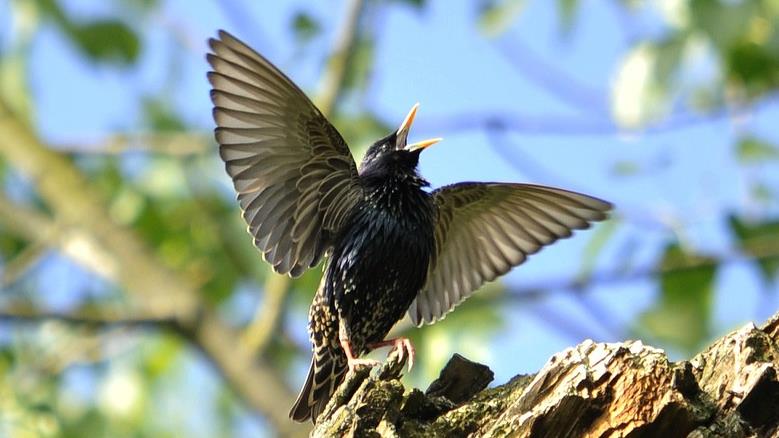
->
[{"left": 311, "top": 311, "right": 779, "bottom": 437}]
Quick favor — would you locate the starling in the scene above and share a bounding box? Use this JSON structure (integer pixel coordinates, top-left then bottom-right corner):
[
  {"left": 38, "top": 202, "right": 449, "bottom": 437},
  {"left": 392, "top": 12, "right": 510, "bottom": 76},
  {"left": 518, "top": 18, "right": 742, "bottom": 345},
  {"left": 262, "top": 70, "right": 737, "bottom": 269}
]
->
[{"left": 207, "top": 30, "right": 612, "bottom": 423}]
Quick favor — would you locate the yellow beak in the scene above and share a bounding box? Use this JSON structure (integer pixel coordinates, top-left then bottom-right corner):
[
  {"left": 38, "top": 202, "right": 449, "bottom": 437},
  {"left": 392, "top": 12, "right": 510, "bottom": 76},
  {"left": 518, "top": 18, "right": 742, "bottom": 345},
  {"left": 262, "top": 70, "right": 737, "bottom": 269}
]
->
[
  {"left": 406, "top": 137, "right": 443, "bottom": 151},
  {"left": 396, "top": 103, "right": 442, "bottom": 152}
]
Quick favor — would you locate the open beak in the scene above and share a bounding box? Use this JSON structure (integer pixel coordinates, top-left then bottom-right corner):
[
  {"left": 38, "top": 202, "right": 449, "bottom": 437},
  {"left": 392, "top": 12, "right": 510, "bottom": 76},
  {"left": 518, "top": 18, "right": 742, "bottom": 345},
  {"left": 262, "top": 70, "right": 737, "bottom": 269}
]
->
[
  {"left": 395, "top": 103, "right": 442, "bottom": 151},
  {"left": 406, "top": 137, "right": 443, "bottom": 152}
]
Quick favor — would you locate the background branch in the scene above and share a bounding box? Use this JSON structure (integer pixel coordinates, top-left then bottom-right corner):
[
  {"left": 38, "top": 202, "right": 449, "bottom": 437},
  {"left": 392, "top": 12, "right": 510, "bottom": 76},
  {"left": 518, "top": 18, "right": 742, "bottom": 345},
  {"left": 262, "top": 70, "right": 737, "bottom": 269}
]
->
[
  {"left": 493, "top": 35, "right": 608, "bottom": 114},
  {"left": 0, "top": 100, "right": 308, "bottom": 437}
]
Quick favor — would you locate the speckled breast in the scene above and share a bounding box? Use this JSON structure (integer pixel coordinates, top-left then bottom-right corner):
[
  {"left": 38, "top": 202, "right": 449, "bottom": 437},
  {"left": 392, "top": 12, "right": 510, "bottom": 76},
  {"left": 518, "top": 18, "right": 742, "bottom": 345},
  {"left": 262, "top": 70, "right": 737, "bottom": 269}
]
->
[{"left": 325, "top": 198, "right": 435, "bottom": 353}]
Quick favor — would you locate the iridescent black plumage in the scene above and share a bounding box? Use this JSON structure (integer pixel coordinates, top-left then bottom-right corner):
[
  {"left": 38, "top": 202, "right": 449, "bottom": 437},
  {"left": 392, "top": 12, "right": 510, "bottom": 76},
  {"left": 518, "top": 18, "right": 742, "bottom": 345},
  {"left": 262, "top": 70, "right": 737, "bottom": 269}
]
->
[
  {"left": 296, "top": 140, "right": 436, "bottom": 421},
  {"left": 207, "top": 30, "right": 614, "bottom": 424}
]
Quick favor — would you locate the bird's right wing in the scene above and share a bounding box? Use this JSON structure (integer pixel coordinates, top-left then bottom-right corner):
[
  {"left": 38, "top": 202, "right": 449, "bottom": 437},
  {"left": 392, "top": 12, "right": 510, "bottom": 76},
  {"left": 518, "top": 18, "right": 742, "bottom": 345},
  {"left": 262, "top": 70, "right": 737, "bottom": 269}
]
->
[
  {"left": 408, "top": 183, "right": 612, "bottom": 326},
  {"left": 208, "top": 30, "right": 362, "bottom": 277}
]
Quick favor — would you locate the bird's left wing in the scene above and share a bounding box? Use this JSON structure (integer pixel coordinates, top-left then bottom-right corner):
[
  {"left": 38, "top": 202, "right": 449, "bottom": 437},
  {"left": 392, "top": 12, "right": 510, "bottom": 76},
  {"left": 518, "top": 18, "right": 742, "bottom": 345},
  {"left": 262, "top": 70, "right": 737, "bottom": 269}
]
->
[
  {"left": 408, "top": 183, "right": 612, "bottom": 326},
  {"left": 208, "top": 30, "right": 362, "bottom": 277}
]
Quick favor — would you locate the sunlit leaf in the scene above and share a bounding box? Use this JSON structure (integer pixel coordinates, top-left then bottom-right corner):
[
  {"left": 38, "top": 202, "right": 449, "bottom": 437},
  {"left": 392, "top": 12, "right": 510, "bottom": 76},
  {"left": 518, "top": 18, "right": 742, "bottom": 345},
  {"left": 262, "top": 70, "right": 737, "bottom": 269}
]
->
[
  {"left": 0, "top": 53, "right": 33, "bottom": 122},
  {"left": 736, "top": 136, "right": 779, "bottom": 164},
  {"left": 611, "top": 37, "right": 684, "bottom": 128},
  {"left": 689, "top": 0, "right": 758, "bottom": 50},
  {"left": 477, "top": 0, "right": 526, "bottom": 38},
  {"left": 688, "top": 0, "right": 779, "bottom": 97},
  {"left": 557, "top": 0, "right": 579, "bottom": 35},
  {"left": 656, "top": 0, "right": 690, "bottom": 28},
  {"left": 142, "top": 335, "right": 183, "bottom": 380}
]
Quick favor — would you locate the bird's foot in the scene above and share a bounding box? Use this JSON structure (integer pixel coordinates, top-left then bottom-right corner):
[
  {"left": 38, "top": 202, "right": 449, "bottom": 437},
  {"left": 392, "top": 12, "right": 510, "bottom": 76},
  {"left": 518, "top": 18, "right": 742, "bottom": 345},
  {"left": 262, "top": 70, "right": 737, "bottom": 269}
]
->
[
  {"left": 340, "top": 338, "right": 381, "bottom": 373},
  {"left": 368, "top": 337, "right": 415, "bottom": 372}
]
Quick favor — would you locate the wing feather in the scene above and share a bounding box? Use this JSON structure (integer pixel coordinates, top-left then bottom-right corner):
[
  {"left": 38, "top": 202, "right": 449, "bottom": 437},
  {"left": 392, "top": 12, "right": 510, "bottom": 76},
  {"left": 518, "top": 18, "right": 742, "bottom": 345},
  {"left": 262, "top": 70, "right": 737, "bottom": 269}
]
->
[
  {"left": 209, "top": 30, "right": 362, "bottom": 276},
  {"left": 409, "top": 183, "right": 612, "bottom": 326}
]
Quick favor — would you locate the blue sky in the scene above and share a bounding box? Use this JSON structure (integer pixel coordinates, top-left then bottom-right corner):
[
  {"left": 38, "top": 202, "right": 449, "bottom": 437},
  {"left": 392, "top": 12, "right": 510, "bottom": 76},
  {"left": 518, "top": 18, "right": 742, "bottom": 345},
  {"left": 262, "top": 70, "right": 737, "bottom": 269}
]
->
[{"left": 4, "top": 0, "right": 779, "bottom": 435}]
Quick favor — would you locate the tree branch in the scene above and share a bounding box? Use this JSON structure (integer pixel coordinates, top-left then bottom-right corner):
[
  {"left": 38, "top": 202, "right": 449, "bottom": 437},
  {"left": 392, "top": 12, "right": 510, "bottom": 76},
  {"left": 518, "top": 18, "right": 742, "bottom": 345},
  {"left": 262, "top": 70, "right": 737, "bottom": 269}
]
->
[
  {"left": 505, "top": 234, "right": 779, "bottom": 304},
  {"left": 0, "top": 305, "right": 175, "bottom": 329},
  {"left": 0, "top": 101, "right": 309, "bottom": 437},
  {"left": 54, "top": 132, "right": 212, "bottom": 155},
  {"left": 316, "top": 0, "right": 366, "bottom": 115},
  {"left": 416, "top": 94, "right": 778, "bottom": 137},
  {"left": 311, "top": 311, "right": 779, "bottom": 436},
  {"left": 493, "top": 35, "right": 609, "bottom": 114}
]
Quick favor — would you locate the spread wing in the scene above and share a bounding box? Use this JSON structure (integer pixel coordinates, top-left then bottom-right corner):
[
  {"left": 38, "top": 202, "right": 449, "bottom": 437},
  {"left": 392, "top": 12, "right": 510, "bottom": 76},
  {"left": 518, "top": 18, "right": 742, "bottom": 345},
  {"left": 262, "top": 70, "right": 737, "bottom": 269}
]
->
[
  {"left": 208, "top": 30, "right": 362, "bottom": 277},
  {"left": 408, "top": 183, "right": 612, "bottom": 326}
]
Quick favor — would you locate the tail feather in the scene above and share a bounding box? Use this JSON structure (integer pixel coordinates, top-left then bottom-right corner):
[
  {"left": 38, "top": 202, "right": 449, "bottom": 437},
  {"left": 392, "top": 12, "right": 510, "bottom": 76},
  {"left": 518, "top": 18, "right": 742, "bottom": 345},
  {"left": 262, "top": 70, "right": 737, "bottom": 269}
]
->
[{"left": 289, "top": 348, "right": 347, "bottom": 423}]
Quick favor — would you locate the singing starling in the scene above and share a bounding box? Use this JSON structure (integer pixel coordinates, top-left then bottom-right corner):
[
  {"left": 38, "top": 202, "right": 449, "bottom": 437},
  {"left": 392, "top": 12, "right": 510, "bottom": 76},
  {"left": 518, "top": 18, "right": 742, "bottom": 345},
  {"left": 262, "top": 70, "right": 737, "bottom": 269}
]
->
[{"left": 207, "top": 30, "right": 612, "bottom": 423}]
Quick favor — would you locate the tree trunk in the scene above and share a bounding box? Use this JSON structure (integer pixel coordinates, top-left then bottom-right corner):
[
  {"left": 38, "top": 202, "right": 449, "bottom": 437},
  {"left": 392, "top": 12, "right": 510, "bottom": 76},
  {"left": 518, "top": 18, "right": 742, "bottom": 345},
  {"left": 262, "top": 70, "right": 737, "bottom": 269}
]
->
[{"left": 311, "top": 311, "right": 779, "bottom": 437}]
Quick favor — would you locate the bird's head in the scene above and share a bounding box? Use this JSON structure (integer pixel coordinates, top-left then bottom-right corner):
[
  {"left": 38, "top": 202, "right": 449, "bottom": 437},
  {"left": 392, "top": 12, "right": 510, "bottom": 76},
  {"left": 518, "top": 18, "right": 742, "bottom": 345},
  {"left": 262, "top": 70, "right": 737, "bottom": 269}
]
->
[{"left": 359, "top": 103, "right": 442, "bottom": 179}]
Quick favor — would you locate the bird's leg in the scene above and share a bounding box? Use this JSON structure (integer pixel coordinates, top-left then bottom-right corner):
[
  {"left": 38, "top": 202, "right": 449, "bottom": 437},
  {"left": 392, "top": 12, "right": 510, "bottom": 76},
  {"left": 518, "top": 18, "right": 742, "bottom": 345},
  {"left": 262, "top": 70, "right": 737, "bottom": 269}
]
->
[
  {"left": 339, "top": 338, "right": 380, "bottom": 373},
  {"left": 367, "top": 337, "right": 415, "bottom": 372}
]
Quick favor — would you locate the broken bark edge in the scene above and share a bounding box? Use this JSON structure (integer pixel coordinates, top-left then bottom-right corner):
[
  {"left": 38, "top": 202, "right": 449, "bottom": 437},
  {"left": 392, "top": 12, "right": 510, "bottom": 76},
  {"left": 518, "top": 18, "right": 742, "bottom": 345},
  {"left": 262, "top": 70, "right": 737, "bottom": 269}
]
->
[{"left": 311, "top": 312, "right": 779, "bottom": 438}]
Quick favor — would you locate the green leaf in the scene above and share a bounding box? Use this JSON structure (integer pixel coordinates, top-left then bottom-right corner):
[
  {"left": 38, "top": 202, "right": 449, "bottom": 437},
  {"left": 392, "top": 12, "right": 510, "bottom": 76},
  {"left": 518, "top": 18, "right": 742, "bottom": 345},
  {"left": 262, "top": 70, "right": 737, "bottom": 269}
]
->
[
  {"left": 142, "top": 336, "right": 183, "bottom": 380},
  {"left": 688, "top": 0, "right": 779, "bottom": 98},
  {"left": 38, "top": 0, "right": 140, "bottom": 66},
  {"left": 142, "top": 97, "right": 186, "bottom": 131},
  {"left": 726, "top": 40, "right": 779, "bottom": 98},
  {"left": 477, "top": 0, "right": 526, "bottom": 38},
  {"left": 611, "top": 160, "right": 641, "bottom": 176},
  {"left": 70, "top": 20, "right": 140, "bottom": 65},
  {"left": 728, "top": 215, "right": 779, "bottom": 287},
  {"left": 638, "top": 243, "right": 716, "bottom": 352},
  {"left": 611, "top": 36, "right": 685, "bottom": 128},
  {"left": 689, "top": 0, "right": 758, "bottom": 50},
  {"left": 736, "top": 136, "right": 779, "bottom": 164},
  {"left": 557, "top": 0, "right": 579, "bottom": 35},
  {"left": 291, "top": 12, "right": 321, "bottom": 45},
  {"left": 386, "top": 0, "right": 427, "bottom": 9}
]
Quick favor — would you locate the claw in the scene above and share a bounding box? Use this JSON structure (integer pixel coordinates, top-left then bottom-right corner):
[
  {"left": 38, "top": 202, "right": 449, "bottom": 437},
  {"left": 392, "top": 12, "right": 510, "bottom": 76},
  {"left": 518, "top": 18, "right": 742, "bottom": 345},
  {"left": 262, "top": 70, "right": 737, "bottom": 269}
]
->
[
  {"left": 340, "top": 338, "right": 380, "bottom": 373},
  {"left": 367, "top": 337, "right": 415, "bottom": 372}
]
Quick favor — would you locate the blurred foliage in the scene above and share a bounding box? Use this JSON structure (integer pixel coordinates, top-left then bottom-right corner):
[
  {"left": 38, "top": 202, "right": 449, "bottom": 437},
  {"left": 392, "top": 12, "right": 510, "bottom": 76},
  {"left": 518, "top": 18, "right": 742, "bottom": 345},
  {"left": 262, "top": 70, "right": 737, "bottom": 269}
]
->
[
  {"left": 477, "top": 0, "right": 526, "bottom": 37},
  {"left": 1, "top": 0, "right": 779, "bottom": 436},
  {"left": 736, "top": 135, "right": 779, "bottom": 163},
  {"left": 729, "top": 215, "right": 779, "bottom": 287},
  {"left": 37, "top": 0, "right": 141, "bottom": 66},
  {"left": 638, "top": 243, "right": 716, "bottom": 353},
  {"left": 291, "top": 11, "right": 322, "bottom": 46},
  {"left": 611, "top": 0, "right": 779, "bottom": 127}
]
